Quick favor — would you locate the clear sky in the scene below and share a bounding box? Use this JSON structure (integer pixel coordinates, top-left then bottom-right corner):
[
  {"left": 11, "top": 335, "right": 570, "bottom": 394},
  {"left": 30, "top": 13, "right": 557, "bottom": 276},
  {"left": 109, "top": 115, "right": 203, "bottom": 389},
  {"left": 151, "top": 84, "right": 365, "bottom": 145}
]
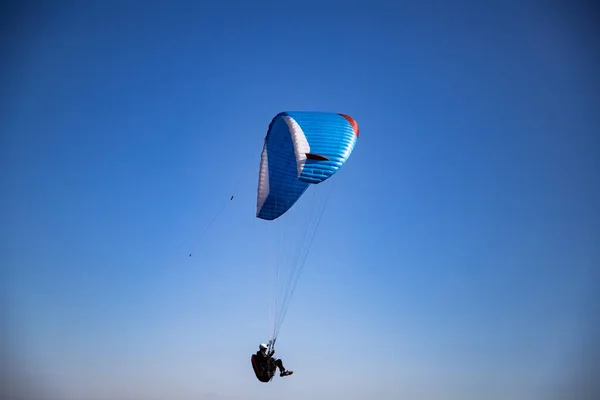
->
[{"left": 2, "top": 1, "right": 599, "bottom": 400}]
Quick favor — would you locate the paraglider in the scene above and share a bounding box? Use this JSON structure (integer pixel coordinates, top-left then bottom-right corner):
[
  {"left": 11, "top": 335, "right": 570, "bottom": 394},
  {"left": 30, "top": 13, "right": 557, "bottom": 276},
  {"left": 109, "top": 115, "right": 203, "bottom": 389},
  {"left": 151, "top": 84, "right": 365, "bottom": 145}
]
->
[
  {"left": 251, "top": 342, "right": 293, "bottom": 383},
  {"left": 250, "top": 111, "right": 359, "bottom": 382}
]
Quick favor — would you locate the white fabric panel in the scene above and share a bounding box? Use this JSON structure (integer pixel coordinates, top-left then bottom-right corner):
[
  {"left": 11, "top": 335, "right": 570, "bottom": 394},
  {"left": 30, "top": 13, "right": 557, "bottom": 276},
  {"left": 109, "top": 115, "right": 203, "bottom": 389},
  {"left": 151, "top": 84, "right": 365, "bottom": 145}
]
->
[
  {"left": 283, "top": 115, "right": 310, "bottom": 178},
  {"left": 256, "top": 142, "right": 270, "bottom": 216}
]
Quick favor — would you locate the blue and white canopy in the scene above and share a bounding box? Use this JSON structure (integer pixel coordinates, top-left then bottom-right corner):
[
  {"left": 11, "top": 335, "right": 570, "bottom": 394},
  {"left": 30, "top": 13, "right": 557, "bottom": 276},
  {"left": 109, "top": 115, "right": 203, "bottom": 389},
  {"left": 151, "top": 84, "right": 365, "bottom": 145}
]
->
[{"left": 256, "top": 111, "right": 359, "bottom": 221}]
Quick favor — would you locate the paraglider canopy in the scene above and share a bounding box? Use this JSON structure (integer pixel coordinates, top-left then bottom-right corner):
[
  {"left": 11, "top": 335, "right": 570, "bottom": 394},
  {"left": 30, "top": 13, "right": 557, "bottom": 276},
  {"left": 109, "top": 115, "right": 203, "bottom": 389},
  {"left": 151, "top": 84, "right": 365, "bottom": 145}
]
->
[{"left": 256, "top": 111, "right": 359, "bottom": 221}]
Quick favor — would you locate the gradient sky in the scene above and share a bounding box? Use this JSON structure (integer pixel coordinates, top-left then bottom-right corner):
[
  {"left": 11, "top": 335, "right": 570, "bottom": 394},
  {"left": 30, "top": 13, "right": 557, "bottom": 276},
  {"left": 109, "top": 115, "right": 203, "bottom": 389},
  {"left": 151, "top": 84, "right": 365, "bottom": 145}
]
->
[{"left": 2, "top": 1, "right": 599, "bottom": 400}]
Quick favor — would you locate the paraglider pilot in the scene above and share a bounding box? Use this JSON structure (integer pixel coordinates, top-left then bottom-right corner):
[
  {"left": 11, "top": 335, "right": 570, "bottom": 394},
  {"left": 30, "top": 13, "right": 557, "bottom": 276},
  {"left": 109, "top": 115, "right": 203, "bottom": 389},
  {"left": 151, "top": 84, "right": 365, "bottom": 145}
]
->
[{"left": 251, "top": 343, "right": 293, "bottom": 382}]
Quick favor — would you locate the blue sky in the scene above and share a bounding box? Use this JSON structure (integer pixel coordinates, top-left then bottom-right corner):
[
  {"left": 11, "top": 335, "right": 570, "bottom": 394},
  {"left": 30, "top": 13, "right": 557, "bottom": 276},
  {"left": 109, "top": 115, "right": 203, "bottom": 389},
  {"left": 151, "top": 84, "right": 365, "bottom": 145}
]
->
[{"left": 2, "top": 1, "right": 599, "bottom": 399}]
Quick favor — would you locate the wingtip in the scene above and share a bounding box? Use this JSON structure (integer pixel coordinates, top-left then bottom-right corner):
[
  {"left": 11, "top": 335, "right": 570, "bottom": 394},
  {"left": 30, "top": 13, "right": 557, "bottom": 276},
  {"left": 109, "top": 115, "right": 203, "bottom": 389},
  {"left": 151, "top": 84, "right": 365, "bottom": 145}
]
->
[{"left": 338, "top": 113, "right": 360, "bottom": 137}]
